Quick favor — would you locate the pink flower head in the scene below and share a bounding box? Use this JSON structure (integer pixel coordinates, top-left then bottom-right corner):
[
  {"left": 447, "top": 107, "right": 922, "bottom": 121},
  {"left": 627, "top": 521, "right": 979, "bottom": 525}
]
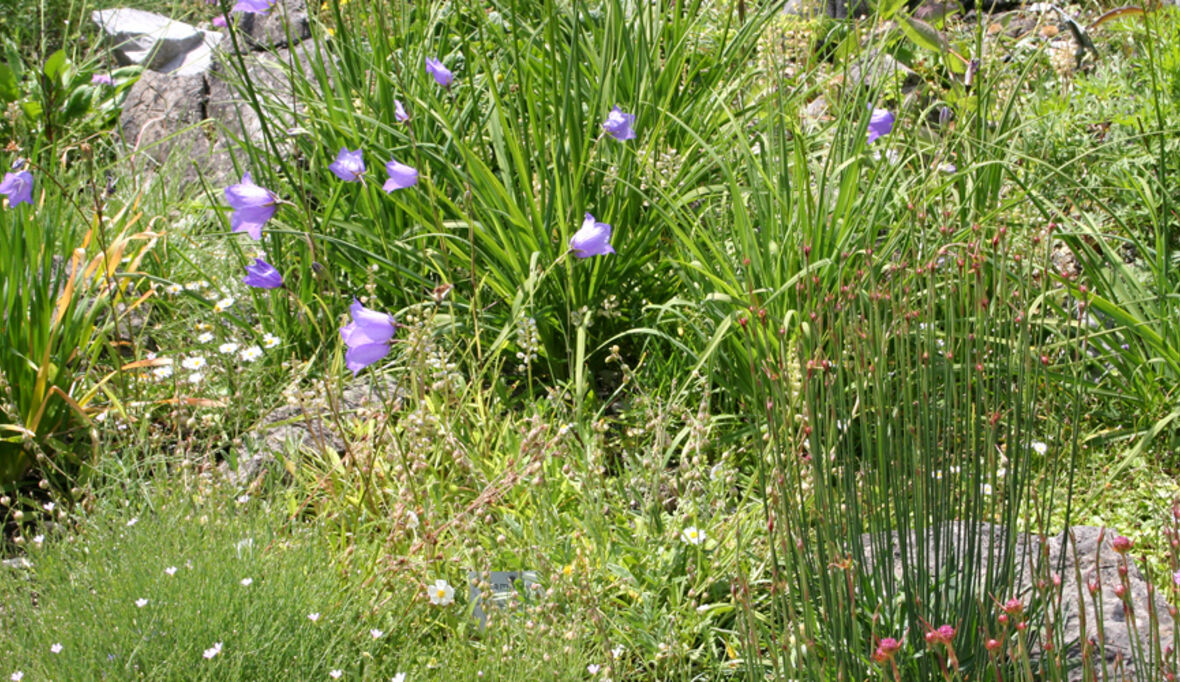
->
[
  {"left": 602, "top": 107, "right": 636, "bottom": 141},
  {"left": 340, "top": 299, "right": 396, "bottom": 374},
  {"left": 224, "top": 172, "right": 279, "bottom": 240},
  {"left": 872, "top": 637, "right": 901, "bottom": 663},
  {"left": 213, "top": 14, "right": 228, "bottom": 27},
  {"left": 570, "top": 213, "right": 614, "bottom": 258},
  {"left": 328, "top": 147, "right": 366, "bottom": 182},
  {"left": 1111, "top": 535, "right": 1133, "bottom": 554},
  {"left": 0, "top": 170, "right": 33, "bottom": 208},
  {"left": 1001, "top": 598, "right": 1023, "bottom": 615},
  {"left": 382, "top": 159, "right": 418, "bottom": 192},
  {"left": 425, "top": 57, "right": 453, "bottom": 87},
  {"left": 91, "top": 73, "right": 113, "bottom": 86}
]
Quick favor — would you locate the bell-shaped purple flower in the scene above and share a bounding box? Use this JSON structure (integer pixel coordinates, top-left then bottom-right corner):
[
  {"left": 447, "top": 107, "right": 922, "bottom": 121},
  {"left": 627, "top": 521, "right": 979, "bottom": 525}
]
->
[
  {"left": 0, "top": 170, "right": 34, "bottom": 208},
  {"left": 329, "top": 147, "right": 366, "bottom": 182},
  {"left": 340, "top": 298, "right": 397, "bottom": 374},
  {"left": 242, "top": 258, "right": 283, "bottom": 289},
  {"left": 91, "top": 73, "right": 113, "bottom": 86},
  {"left": 425, "top": 57, "right": 453, "bottom": 88},
  {"left": 602, "top": 107, "right": 636, "bottom": 141},
  {"left": 383, "top": 159, "right": 418, "bottom": 192},
  {"left": 570, "top": 213, "right": 615, "bottom": 258},
  {"left": 212, "top": 14, "right": 228, "bottom": 27},
  {"left": 233, "top": 0, "right": 273, "bottom": 13},
  {"left": 867, "top": 108, "right": 894, "bottom": 144},
  {"left": 224, "top": 172, "right": 279, "bottom": 241},
  {"left": 394, "top": 99, "right": 409, "bottom": 123}
]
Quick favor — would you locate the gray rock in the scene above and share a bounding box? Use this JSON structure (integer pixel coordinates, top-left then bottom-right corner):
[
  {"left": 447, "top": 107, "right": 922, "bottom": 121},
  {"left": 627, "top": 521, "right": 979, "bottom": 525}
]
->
[
  {"left": 846, "top": 49, "right": 921, "bottom": 94},
  {"left": 118, "top": 70, "right": 213, "bottom": 180},
  {"left": 224, "top": 374, "right": 402, "bottom": 485},
  {"left": 861, "top": 523, "right": 1174, "bottom": 681},
  {"left": 783, "top": 0, "right": 869, "bottom": 18},
  {"left": 227, "top": 0, "right": 311, "bottom": 52},
  {"left": 92, "top": 8, "right": 222, "bottom": 76}
]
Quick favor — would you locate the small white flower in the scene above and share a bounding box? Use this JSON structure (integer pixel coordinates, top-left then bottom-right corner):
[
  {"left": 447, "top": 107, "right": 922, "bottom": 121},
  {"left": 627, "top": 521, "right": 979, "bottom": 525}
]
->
[
  {"left": 240, "top": 346, "right": 263, "bottom": 363},
  {"left": 681, "top": 526, "right": 706, "bottom": 546},
  {"left": 187, "top": 372, "right": 205, "bottom": 385},
  {"left": 949, "top": 466, "right": 961, "bottom": 475},
  {"left": 1031, "top": 441, "right": 1048, "bottom": 455},
  {"left": 588, "top": 664, "right": 601, "bottom": 675},
  {"left": 213, "top": 297, "right": 235, "bottom": 314},
  {"left": 165, "top": 283, "right": 183, "bottom": 295},
  {"left": 391, "top": 675, "right": 406, "bottom": 682},
  {"left": 197, "top": 332, "right": 214, "bottom": 344},
  {"left": 428, "top": 579, "right": 455, "bottom": 606},
  {"left": 405, "top": 510, "right": 419, "bottom": 529},
  {"left": 218, "top": 342, "right": 240, "bottom": 355},
  {"left": 50, "top": 642, "right": 63, "bottom": 654},
  {"left": 262, "top": 333, "right": 281, "bottom": 349},
  {"left": 127, "top": 517, "right": 138, "bottom": 527},
  {"left": 165, "top": 566, "right": 178, "bottom": 576},
  {"left": 153, "top": 365, "right": 174, "bottom": 380},
  {"left": 308, "top": 612, "right": 321, "bottom": 622},
  {"left": 203, "top": 642, "right": 222, "bottom": 659},
  {"left": 185, "top": 280, "right": 209, "bottom": 291},
  {"left": 370, "top": 628, "right": 384, "bottom": 639},
  {"left": 612, "top": 644, "right": 624, "bottom": 659},
  {"left": 135, "top": 598, "right": 148, "bottom": 608},
  {"left": 236, "top": 494, "right": 250, "bottom": 504},
  {"left": 181, "top": 356, "right": 207, "bottom": 371},
  {"left": 11, "top": 672, "right": 23, "bottom": 681},
  {"left": 709, "top": 463, "right": 724, "bottom": 482},
  {"left": 43, "top": 502, "right": 54, "bottom": 512},
  {"left": 241, "top": 577, "right": 253, "bottom": 586},
  {"left": 983, "top": 484, "right": 994, "bottom": 496},
  {"left": 932, "top": 470, "right": 944, "bottom": 480},
  {"left": 997, "top": 468, "right": 1007, "bottom": 478},
  {"left": 329, "top": 670, "right": 343, "bottom": 679},
  {"left": 32, "top": 534, "right": 44, "bottom": 545}
]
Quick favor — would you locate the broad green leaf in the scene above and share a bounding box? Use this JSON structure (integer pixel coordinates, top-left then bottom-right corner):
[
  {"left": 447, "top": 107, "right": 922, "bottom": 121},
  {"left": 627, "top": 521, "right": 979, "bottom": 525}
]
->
[
  {"left": 0, "top": 63, "right": 17, "bottom": 103},
  {"left": 43, "top": 49, "right": 67, "bottom": 80},
  {"left": 899, "top": 16, "right": 948, "bottom": 55},
  {"left": 20, "top": 98, "right": 42, "bottom": 120},
  {"left": 61, "top": 85, "right": 93, "bottom": 120}
]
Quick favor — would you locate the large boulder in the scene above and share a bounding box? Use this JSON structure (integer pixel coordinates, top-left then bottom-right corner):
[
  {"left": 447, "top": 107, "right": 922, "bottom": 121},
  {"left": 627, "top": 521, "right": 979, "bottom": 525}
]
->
[{"left": 91, "top": 8, "right": 221, "bottom": 76}]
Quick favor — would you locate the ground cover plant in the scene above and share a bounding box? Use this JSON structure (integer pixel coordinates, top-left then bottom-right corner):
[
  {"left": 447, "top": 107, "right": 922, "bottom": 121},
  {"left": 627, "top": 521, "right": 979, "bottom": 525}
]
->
[{"left": 3, "top": 0, "right": 1180, "bottom": 679}]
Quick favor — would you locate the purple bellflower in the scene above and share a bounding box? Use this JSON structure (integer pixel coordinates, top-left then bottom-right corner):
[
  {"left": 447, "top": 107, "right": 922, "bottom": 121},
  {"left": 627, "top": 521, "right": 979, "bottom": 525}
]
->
[
  {"left": 242, "top": 258, "right": 283, "bottom": 289},
  {"left": 425, "top": 58, "right": 453, "bottom": 87},
  {"left": 233, "top": 0, "right": 273, "bottom": 13},
  {"left": 92, "top": 73, "right": 113, "bottom": 86},
  {"left": 867, "top": 108, "right": 894, "bottom": 144},
  {"left": 602, "top": 107, "right": 636, "bottom": 141},
  {"left": 224, "top": 172, "right": 279, "bottom": 241},
  {"left": 394, "top": 99, "right": 409, "bottom": 123},
  {"left": 570, "top": 213, "right": 615, "bottom": 258},
  {"left": 383, "top": 159, "right": 418, "bottom": 192},
  {"left": 329, "top": 147, "right": 366, "bottom": 182},
  {"left": 213, "top": 14, "right": 228, "bottom": 27},
  {"left": 0, "top": 170, "right": 34, "bottom": 208},
  {"left": 340, "top": 299, "right": 397, "bottom": 374}
]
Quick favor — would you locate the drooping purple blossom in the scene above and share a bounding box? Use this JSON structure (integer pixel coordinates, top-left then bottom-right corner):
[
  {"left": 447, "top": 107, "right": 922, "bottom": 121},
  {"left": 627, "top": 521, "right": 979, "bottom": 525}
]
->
[
  {"left": 570, "top": 213, "right": 614, "bottom": 258},
  {"left": 867, "top": 108, "right": 894, "bottom": 144},
  {"left": 602, "top": 107, "right": 636, "bottom": 141},
  {"left": 242, "top": 258, "right": 283, "bottom": 289},
  {"left": 91, "top": 73, "right": 113, "bottom": 86},
  {"left": 224, "top": 172, "right": 279, "bottom": 241},
  {"left": 232, "top": 0, "right": 273, "bottom": 13},
  {"left": 340, "top": 299, "right": 397, "bottom": 374},
  {"left": 328, "top": 147, "right": 366, "bottom": 182},
  {"left": 394, "top": 99, "right": 409, "bottom": 123},
  {"left": 213, "top": 14, "right": 228, "bottom": 27},
  {"left": 425, "top": 57, "right": 453, "bottom": 87},
  {"left": 0, "top": 170, "right": 34, "bottom": 208},
  {"left": 382, "top": 159, "right": 418, "bottom": 192}
]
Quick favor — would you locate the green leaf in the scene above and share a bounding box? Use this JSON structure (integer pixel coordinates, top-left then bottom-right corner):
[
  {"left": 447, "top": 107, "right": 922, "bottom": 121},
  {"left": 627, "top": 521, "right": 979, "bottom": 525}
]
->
[
  {"left": 899, "top": 16, "right": 948, "bottom": 55},
  {"left": 61, "top": 85, "right": 92, "bottom": 121},
  {"left": 0, "top": 63, "right": 17, "bottom": 103},
  {"left": 19, "top": 98, "right": 41, "bottom": 120},
  {"left": 43, "top": 49, "right": 67, "bottom": 80}
]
